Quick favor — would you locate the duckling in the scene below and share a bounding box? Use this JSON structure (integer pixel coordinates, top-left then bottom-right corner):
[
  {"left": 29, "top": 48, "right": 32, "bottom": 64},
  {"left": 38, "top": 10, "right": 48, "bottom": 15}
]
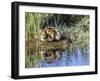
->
[
  {"left": 40, "top": 27, "right": 61, "bottom": 42},
  {"left": 55, "top": 31, "right": 61, "bottom": 41},
  {"left": 39, "top": 30, "right": 47, "bottom": 42}
]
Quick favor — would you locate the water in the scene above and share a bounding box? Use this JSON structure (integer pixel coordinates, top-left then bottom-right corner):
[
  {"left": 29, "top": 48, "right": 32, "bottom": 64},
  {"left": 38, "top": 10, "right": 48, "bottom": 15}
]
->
[{"left": 32, "top": 48, "right": 89, "bottom": 68}]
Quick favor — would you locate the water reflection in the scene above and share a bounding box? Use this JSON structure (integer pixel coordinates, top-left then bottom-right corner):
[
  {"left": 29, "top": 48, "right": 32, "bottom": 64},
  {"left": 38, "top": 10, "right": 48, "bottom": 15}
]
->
[{"left": 32, "top": 48, "right": 89, "bottom": 68}]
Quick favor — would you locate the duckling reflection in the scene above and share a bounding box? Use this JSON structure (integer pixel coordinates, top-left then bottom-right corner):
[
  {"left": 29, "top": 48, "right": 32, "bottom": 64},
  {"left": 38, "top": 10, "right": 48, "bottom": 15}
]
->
[{"left": 40, "top": 50, "right": 60, "bottom": 63}]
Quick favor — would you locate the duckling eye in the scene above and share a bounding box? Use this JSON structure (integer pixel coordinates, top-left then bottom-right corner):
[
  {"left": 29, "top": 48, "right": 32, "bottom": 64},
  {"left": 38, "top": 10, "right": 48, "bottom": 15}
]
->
[{"left": 48, "top": 30, "right": 51, "bottom": 32}]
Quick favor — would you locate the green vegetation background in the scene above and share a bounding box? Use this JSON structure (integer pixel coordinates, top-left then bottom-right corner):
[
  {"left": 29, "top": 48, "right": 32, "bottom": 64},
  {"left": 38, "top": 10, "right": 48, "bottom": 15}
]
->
[{"left": 25, "top": 12, "right": 89, "bottom": 68}]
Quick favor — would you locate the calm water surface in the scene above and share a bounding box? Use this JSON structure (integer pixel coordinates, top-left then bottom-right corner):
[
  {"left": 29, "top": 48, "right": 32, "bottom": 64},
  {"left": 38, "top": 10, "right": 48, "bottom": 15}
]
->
[{"left": 33, "top": 48, "right": 89, "bottom": 68}]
